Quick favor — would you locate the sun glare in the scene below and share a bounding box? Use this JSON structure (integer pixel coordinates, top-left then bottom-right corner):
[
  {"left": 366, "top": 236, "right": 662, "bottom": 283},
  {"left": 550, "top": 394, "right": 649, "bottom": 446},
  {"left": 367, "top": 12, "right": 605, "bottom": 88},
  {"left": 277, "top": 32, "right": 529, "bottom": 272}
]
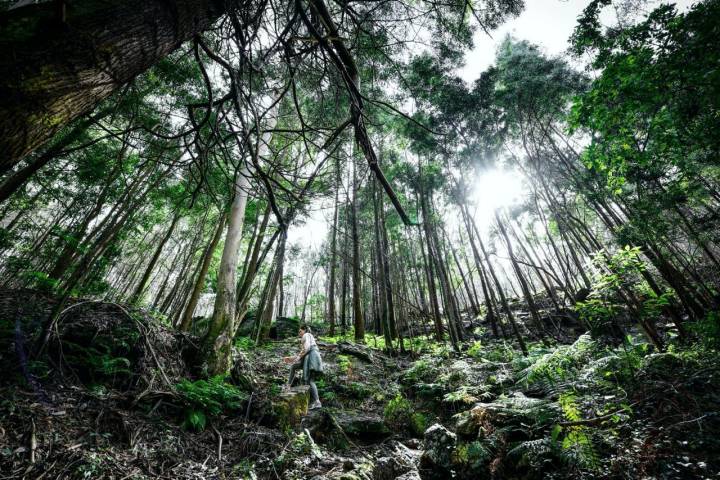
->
[{"left": 469, "top": 168, "right": 525, "bottom": 229}]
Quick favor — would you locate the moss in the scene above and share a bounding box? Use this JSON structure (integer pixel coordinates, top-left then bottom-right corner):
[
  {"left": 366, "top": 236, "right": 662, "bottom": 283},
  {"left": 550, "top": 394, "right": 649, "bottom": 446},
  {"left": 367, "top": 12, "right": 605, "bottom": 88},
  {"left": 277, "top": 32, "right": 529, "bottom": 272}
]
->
[{"left": 273, "top": 387, "right": 309, "bottom": 431}]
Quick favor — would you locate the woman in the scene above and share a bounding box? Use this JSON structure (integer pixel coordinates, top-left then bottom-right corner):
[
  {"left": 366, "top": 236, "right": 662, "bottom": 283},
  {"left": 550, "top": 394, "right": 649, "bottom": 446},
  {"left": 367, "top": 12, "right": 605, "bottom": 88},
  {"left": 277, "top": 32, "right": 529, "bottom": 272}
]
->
[{"left": 284, "top": 324, "right": 323, "bottom": 409}]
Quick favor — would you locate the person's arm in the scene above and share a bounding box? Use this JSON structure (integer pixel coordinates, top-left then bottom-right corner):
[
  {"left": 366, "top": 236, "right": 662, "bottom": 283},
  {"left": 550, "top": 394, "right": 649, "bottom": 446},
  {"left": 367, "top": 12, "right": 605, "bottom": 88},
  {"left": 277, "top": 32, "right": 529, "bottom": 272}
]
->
[{"left": 296, "top": 334, "right": 307, "bottom": 362}]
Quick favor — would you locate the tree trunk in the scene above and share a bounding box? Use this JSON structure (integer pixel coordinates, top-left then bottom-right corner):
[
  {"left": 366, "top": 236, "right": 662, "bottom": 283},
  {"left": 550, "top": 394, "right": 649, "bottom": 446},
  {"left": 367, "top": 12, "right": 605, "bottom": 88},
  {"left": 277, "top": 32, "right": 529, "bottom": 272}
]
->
[
  {"left": 350, "top": 155, "right": 364, "bottom": 342},
  {"left": 0, "top": 0, "right": 227, "bottom": 167},
  {"left": 131, "top": 209, "right": 182, "bottom": 303},
  {"left": 178, "top": 213, "right": 227, "bottom": 331},
  {"left": 204, "top": 166, "right": 251, "bottom": 375},
  {"left": 328, "top": 167, "right": 340, "bottom": 336}
]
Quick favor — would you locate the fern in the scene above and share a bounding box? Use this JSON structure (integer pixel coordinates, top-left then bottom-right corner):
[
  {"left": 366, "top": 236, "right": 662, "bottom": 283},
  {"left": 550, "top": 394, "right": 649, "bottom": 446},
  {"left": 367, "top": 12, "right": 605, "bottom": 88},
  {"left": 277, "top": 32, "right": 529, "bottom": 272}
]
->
[
  {"left": 556, "top": 393, "right": 599, "bottom": 470},
  {"left": 175, "top": 376, "right": 247, "bottom": 431}
]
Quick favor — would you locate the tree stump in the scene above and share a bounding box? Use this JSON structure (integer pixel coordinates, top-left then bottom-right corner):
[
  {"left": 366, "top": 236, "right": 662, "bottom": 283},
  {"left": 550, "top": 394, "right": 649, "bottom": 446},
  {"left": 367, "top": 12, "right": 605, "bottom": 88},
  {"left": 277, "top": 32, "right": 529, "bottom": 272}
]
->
[{"left": 273, "top": 386, "right": 309, "bottom": 430}]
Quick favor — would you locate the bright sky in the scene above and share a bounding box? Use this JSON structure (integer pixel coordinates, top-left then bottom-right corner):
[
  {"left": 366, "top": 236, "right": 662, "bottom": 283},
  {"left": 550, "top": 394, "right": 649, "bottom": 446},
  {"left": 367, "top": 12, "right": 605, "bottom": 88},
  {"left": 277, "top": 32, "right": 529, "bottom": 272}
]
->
[
  {"left": 287, "top": 0, "right": 698, "bottom": 249},
  {"left": 460, "top": 0, "right": 696, "bottom": 82}
]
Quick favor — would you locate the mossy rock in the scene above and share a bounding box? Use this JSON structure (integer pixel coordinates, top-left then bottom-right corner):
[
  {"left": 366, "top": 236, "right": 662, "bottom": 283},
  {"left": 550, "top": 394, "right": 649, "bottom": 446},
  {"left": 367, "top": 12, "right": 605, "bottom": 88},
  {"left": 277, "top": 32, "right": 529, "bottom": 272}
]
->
[
  {"left": 454, "top": 394, "right": 559, "bottom": 440},
  {"left": 270, "top": 316, "right": 300, "bottom": 340},
  {"left": 273, "top": 386, "right": 309, "bottom": 430},
  {"left": 336, "top": 411, "right": 390, "bottom": 440}
]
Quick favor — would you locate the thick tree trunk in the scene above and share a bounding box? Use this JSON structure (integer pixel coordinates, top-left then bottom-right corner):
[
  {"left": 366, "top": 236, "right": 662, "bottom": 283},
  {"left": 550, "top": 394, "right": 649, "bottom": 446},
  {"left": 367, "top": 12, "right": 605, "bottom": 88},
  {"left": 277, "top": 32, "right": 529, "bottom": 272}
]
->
[
  {"left": 204, "top": 166, "right": 251, "bottom": 375},
  {"left": 0, "top": 0, "right": 227, "bottom": 168}
]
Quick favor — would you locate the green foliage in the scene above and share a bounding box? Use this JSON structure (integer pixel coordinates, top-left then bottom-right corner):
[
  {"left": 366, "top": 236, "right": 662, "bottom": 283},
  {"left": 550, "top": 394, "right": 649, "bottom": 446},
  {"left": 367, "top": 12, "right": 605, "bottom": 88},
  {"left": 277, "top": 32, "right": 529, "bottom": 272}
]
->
[
  {"left": 234, "top": 336, "right": 255, "bottom": 351},
  {"left": 516, "top": 335, "right": 596, "bottom": 393},
  {"left": 575, "top": 246, "right": 672, "bottom": 338},
  {"left": 336, "top": 355, "right": 352, "bottom": 375},
  {"left": 383, "top": 393, "right": 428, "bottom": 436},
  {"left": 443, "top": 385, "right": 481, "bottom": 405},
  {"left": 556, "top": 393, "right": 599, "bottom": 470},
  {"left": 689, "top": 312, "right": 720, "bottom": 350},
  {"left": 454, "top": 440, "right": 492, "bottom": 470},
  {"left": 402, "top": 359, "right": 440, "bottom": 384},
  {"left": 467, "top": 340, "right": 483, "bottom": 359},
  {"left": 175, "top": 376, "right": 247, "bottom": 431}
]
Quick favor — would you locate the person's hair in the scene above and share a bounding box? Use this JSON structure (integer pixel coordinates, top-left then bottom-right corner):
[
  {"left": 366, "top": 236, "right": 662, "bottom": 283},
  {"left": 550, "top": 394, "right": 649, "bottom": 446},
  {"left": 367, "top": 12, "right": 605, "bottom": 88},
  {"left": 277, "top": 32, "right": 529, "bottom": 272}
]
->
[{"left": 299, "top": 323, "right": 310, "bottom": 333}]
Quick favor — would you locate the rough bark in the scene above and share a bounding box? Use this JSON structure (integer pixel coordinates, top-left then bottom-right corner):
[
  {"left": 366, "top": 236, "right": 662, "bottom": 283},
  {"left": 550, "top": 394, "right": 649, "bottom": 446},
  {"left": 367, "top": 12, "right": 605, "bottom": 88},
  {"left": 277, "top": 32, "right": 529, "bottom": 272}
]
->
[{"left": 0, "top": 0, "right": 227, "bottom": 168}]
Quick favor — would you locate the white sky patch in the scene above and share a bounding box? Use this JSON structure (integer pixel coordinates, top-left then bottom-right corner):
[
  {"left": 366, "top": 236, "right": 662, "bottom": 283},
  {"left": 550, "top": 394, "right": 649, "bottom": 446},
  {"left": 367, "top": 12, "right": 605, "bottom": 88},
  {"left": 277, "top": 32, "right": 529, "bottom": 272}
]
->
[
  {"left": 460, "top": 0, "right": 696, "bottom": 82},
  {"left": 287, "top": 200, "right": 331, "bottom": 249},
  {"left": 468, "top": 167, "right": 525, "bottom": 232}
]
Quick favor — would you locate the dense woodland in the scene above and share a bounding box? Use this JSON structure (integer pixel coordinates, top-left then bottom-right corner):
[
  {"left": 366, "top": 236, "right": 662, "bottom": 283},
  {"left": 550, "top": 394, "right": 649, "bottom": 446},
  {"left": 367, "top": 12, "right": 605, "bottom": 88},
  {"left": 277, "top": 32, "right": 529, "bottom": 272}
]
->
[{"left": 1, "top": 0, "right": 719, "bottom": 478}]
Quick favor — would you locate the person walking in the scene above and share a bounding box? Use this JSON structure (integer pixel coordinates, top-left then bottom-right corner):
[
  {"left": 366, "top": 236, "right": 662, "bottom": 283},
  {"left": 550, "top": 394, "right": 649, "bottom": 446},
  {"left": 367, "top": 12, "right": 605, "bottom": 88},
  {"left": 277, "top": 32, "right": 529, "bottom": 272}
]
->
[{"left": 284, "top": 324, "right": 324, "bottom": 409}]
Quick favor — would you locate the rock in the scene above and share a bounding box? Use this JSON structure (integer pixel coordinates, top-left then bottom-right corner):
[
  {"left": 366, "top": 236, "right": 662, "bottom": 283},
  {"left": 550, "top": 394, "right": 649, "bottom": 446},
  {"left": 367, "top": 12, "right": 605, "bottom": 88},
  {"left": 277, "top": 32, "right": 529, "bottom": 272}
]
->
[
  {"left": 454, "top": 409, "right": 480, "bottom": 438},
  {"left": 373, "top": 441, "right": 420, "bottom": 480},
  {"left": 402, "top": 438, "right": 422, "bottom": 449},
  {"left": 301, "top": 409, "right": 351, "bottom": 449},
  {"left": 235, "top": 311, "right": 256, "bottom": 337},
  {"left": 337, "top": 341, "right": 374, "bottom": 363},
  {"left": 270, "top": 316, "right": 301, "bottom": 339},
  {"left": 230, "top": 348, "right": 258, "bottom": 390},
  {"left": 273, "top": 386, "right": 309, "bottom": 429},
  {"left": 336, "top": 412, "right": 390, "bottom": 440},
  {"left": 396, "top": 471, "right": 421, "bottom": 480},
  {"left": 421, "top": 423, "right": 457, "bottom": 471},
  {"left": 454, "top": 393, "right": 558, "bottom": 440}
]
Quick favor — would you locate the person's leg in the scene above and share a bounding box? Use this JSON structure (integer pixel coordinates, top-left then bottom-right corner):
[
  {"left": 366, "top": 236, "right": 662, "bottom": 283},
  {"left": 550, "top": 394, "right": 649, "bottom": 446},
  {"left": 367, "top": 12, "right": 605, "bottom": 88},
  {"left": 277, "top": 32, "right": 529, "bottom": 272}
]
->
[
  {"left": 288, "top": 362, "right": 302, "bottom": 387},
  {"left": 307, "top": 371, "right": 321, "bottom": 408}
]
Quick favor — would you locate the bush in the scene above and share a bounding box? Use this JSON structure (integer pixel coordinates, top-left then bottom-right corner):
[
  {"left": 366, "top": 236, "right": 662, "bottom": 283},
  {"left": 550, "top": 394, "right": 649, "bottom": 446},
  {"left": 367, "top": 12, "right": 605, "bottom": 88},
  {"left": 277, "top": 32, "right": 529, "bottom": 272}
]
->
[
  {"left": 467, "top": 341, "right": 483, "bottom": 359},
  {"left": 175, "top": 376, "right": 247, "bottom": 430},
  {"left": 383, "top": 393, "right": 428, "bottom": 436},
  {"left": 689, "top": 311, "right": 720, "bottom": 350},
  {"left": 402, "top": 358, "right": 440, "bottom": 384}
]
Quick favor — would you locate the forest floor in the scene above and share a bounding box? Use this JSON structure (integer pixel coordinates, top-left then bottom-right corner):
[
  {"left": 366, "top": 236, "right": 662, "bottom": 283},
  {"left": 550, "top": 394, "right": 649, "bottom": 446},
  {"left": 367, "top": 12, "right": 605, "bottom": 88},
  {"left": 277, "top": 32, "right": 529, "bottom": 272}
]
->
[{"left": 1, "top": 289, "right": 720, "bottom": 479}]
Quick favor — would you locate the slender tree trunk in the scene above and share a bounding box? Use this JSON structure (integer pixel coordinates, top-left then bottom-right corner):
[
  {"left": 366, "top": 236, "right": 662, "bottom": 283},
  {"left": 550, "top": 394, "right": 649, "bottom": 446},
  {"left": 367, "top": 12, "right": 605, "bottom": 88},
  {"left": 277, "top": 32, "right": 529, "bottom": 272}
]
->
[
  {"left": 179, "top": 213, "right": 227, "bottom": 331},
  {"left": 351, "top": 155, "right": 365, "bottom": 342},
  {"left": 131, "top": 210, "right": 182, "bottom": 303}
]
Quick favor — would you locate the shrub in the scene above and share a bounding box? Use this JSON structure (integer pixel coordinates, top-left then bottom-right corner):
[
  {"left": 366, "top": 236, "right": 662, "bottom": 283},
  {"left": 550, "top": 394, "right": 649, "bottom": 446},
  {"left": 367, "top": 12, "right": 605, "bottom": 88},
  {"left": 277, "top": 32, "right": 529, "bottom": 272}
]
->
[
  {"left": 402, "top": 358, "right": 439, "bottom": 384},
  {"left": 336, "top": 355, "right": 352, "bottom": 375},
  {"left": 175, "top": 376, "right": 247, "bottom": 430},
  {"left": 383, "top": 393, "right": 428, "bottom": 436},
  {"left": 689, "top": 311, "right": 720, "bottom": 350},
  {"left": 467, "top": 341, "right": 483, "bottom": 359}
]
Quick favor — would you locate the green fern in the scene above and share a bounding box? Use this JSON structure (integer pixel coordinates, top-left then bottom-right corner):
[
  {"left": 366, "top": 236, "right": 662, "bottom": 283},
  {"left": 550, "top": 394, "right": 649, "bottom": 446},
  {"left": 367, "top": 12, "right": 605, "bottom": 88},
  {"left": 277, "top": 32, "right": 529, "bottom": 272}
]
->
[{"left": 556, "top": 393, "right": 599, "bottom": 470}]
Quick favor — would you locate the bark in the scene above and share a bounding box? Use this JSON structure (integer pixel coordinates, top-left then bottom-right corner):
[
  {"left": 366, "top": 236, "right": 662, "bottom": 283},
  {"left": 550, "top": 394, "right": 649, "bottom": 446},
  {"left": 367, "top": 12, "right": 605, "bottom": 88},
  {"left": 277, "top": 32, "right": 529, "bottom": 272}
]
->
[
  {"left": 0, "top": 0, "right": 227, "bottom": 167},
  {"left": 255, "top": 232, "right": 287, "bottom": 343},
  {"left": 327, "top": 167, "right": 340, "bottom": 335},
  {"left": 350, "top": 156, "right": 364, "bottom": 342},
  {"left": 204, "top": 166, "right": 251, "bottom": 375},
  {"left": 178, "top": 213, "right": 227, "bottom": 331},
  {"left": 0, "top": 107, "right": 114, "bottom": 203},
  {"left": 131, "top": 209, "right": 182, "bottom": 303}
]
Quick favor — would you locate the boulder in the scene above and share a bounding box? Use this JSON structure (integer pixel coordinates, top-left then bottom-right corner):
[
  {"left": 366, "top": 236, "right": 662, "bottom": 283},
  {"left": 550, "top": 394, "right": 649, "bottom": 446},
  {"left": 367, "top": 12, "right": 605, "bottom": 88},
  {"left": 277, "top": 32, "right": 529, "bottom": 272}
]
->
[
  {"left": 230, "top": 348, "right": 258, "bottom": 390},
  {"left": 421, "top": 423, "right": 457, "bottom": 471},
  {"left": 396, "top": 472, "right": 421, "bottom": 480},
  {"left": 337, "top": 341, "right": 374, "bottom": 363},
  {"left": 270, "top": 316, "right": 300, "bottom": 339},
  {"left": 301, "top": 409, "right": 351, "bottom": 449},
  {"left": 453, "top": 393, "right": 559, "bottom": 440},
  {"left": 273, "top": 386, "right": 309, "bottom": 430},
  {"left": 373, "top": 441, "right": 421, "bottom": 480},
  {"left": 336, "top": 412, "right": 390, "bottom": 440}
]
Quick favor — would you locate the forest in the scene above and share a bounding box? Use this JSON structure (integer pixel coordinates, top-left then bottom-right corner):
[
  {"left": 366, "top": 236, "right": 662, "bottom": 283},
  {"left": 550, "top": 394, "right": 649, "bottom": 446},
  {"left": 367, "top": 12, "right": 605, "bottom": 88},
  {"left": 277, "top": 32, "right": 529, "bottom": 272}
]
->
[{"left": 0, "top": 0, "right": 719, "bottom": 478}]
